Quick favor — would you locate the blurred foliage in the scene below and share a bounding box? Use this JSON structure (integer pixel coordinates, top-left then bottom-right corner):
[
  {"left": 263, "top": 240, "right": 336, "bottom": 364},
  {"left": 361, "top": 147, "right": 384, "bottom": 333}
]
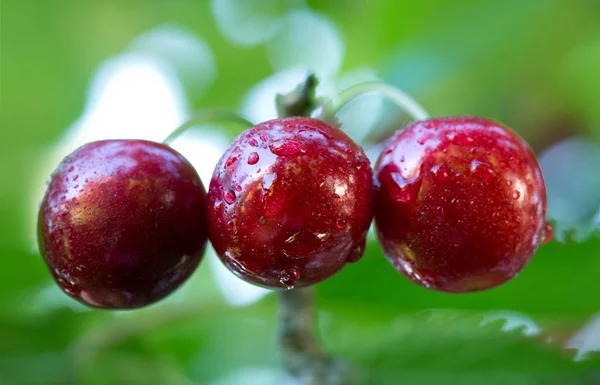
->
[{"left": 1, "top": 0, "right": 600, "bottom": 384}]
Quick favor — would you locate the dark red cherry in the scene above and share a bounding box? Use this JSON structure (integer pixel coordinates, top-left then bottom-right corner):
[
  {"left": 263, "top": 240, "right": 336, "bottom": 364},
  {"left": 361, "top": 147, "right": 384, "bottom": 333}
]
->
[
  {"left": 207, "top": 117, "right": 373, "bottom": 289},
  {"left": 374, "top": 117, "right": 549, "bottom": 293},
  {"left": 38, "top": 140, "right": 208, "bottom": 309}
]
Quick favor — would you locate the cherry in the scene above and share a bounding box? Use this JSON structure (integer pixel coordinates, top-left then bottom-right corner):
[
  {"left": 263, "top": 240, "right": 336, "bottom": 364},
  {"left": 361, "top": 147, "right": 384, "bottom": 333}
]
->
[
  {"left": 374, "top": 117, "right": 549, "bottom": 293},
  {"left": 207, "top": 117, "right": 373, "bottom": 289},
  {"left": 38, "top": 140, "right": 208, "bottom": 309}
]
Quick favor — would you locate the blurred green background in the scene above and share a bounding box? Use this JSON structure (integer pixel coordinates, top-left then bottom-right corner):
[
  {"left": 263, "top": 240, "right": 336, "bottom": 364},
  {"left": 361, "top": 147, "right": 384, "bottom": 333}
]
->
[{"left": 2, "top": 0, "right": 600, "bottom": 384}]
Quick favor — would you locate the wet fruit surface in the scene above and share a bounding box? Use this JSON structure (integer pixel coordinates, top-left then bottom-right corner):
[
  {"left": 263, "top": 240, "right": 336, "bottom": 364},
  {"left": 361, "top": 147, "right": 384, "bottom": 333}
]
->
[
  {"left": 374, "top": 117, "right": 549, "bottom": 292},
  {"left": 38, "top": 140, "right": 207, "bottom": 309},
  {"left": 207, "top": 117, "right": 373, "bottom": 289}
]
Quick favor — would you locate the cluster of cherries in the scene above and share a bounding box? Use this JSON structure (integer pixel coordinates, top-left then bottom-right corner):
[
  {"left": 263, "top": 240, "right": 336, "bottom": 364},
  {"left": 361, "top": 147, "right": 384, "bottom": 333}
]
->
[{"left": 38, "top": 97, "right": 550, "bottom": 309}]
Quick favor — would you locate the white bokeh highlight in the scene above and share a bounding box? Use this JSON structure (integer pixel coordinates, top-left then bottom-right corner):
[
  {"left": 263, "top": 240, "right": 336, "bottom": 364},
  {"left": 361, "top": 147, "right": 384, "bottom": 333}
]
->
[
  {"left": 129, "top": 24, "right": 217, "bottom": 96},
  {"left": 210, "top": 367, "right": 291, "bottom": 385},
  {"left": 211, "top": 0, "right": 289, "bottom": 47},
  {"left": 566, "top": 312, "right": 600, "bottom": 362},
  {"left": 207, "top": 247, "right": 270, "bottom": 306},
  {"left": 538, "top": 137, "right": 600, "bottom": 242},
  {"left": 333, "top": 68, "right": 384, "bottom": 145},
  {"left": 480, "top": 310, "right": 541, "bottom": 337},
  {"left": 168, "top": 127, "right": 231, "bottom": 185},
  {"left": 64, "top": 53, "right": 189, "bottom": 145},
  {"left": 266, "top": 10, "right": 345, "bottom": 78}
]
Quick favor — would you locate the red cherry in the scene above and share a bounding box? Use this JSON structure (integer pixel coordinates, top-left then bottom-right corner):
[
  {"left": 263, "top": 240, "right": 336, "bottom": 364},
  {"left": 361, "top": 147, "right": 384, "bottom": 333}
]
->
[
  {"left": 207, "top": 117, "right": 373, "bottom": 289},
  {"left": 374, "top": 117, "right": 549, "bottom": 293},
  {"left": 38, "top": 140, "right": 207, "bottom": 309}
]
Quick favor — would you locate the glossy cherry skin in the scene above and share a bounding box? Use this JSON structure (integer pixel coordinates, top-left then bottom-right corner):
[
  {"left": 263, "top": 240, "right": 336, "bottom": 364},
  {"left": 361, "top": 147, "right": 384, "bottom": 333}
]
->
[
  {"left": 38, "top": 140, "right": 208, "bottom": 309},
  {"left": 374, "top": 117, "right": 548, "bottom": 293},
  {"left": 207, "top": 117, "right": 373, "bottom": 289}
]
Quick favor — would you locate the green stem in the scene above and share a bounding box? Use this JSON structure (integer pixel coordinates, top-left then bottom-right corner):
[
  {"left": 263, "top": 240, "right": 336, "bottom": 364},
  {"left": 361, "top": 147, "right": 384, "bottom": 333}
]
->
[
  {"left": 162, "top": 109, "right": 253, "bottom": 144},
  {"left": 330, "top": 81, "right": 430, "bottom": 122},
  {"left": 278, "top": 288, "right": 323, "bottom": 376},
  {"left": 276, "top": 73, "right": 319, "bottom": 118},
  {"left": 278, "top": 288, "right": 353, "bottom": 385}
]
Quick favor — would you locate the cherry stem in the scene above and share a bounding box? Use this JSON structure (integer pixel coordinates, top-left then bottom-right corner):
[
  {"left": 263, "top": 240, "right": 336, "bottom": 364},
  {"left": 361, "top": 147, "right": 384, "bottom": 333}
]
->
[
  {"left": 330, "top": 81, "right": 430, "bottom": 122},
  {"left": 162, "top": 108, "right": 253, "bottom": 144},
  {"left": 278, "top": 289, "right": 337, "bottom": 382},
  {"left": 278, "top": 288, "right": 353, "bottom": 384},
  {"left": 276, "top": 73, "right": 319, "bottom": 118}
]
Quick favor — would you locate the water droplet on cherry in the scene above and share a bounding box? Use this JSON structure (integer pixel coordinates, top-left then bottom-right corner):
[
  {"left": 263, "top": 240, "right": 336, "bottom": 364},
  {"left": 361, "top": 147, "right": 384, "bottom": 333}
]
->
[
  {"left": 541, "top": 221, "right": 553, "bottom": 244},
  {"left": 269, "top": 141, "right": 303, "bottom": 156},
  {"left": 224, "top": 190, "right": 236, "bottom": 204},
  {"left": 248, "top": 152, "right": 259, "bottom": 165},
  {"left": 279, "top": 267, "right": 299, "bottom": 290},
  {"left": 318, "top": 129, "right": 332, "bottom": 140},
  {"left": 225, "top": 156, "right": 238, "bottom": 168}
]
